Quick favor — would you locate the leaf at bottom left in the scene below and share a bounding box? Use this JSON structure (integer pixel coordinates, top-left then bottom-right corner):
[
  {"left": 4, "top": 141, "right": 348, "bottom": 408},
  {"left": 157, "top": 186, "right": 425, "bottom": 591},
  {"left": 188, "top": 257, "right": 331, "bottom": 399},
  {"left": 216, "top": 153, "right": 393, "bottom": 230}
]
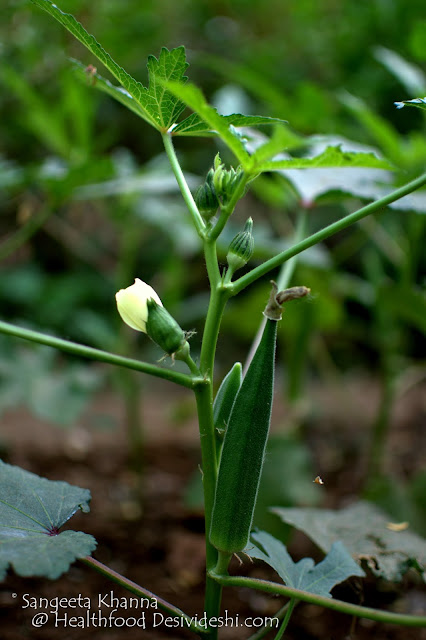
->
[{"left": 0, "top": 460, "right": 96, "bottom": 580}]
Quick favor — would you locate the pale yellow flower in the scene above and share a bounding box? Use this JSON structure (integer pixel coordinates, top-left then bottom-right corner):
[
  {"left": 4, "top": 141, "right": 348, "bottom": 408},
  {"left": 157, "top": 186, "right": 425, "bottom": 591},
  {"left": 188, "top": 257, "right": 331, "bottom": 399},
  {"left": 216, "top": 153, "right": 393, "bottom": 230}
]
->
[{"left": 115, "top": 278, "right": 162, "bottom": 333}]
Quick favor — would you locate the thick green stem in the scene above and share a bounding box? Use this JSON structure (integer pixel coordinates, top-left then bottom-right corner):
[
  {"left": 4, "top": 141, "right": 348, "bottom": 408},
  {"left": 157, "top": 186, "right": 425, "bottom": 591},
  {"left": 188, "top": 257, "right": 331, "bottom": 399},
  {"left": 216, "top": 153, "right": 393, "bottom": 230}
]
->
[
  {"left": 231, "top": 172, "right": 426, "bottom": 295},
  {"left": 0, "top": 320, "right": 197, "bottom": 389},
  {"left": 209, "top": 574, "right": 426, "bottom": 627},
  {"left": 162, "top": 132, "right": 206, "bottom": 238},
  {"left": 195, "top": 285, "right": 229, "bottom": 639},
  {"left": 81, "top": 557, "right": 208, "bottom": 635},
  {"left": 195, "top": 243, "right": 230, "bottom": 638}
]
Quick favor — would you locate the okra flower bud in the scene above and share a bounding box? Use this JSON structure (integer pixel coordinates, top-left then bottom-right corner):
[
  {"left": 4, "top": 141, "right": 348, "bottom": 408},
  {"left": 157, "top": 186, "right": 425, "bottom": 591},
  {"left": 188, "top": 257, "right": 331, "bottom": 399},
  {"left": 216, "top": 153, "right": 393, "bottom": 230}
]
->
[
  {"left": 194, "top": 168, "right": 219, "bottom": 220},
  {"left": 212, "top": 155, "right": 244, "bottom": 205},
  {"left": 226, "top": 218, "right": 254, "bottom": 273},
  {"left": 115, "top": 279, "right": 185, "bottom": 355}
]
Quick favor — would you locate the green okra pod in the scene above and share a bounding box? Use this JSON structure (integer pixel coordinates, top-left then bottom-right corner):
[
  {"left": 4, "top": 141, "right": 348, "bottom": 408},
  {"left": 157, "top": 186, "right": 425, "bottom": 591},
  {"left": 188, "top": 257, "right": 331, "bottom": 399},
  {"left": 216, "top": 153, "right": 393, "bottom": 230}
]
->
[
  {"left": 213, "top": 362, "right": 243, "bottom": 461},
  {"left": 209, "top": 284, "right": 310, "bottom": 556},
  {"left": 213, "top": 361, "right": 243, "bottom": 435}
]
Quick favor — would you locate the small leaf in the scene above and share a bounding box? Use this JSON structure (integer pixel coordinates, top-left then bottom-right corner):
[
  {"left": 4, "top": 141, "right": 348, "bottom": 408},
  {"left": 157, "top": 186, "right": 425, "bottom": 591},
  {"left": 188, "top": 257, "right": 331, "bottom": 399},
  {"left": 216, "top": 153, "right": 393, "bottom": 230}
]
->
[
  {"left": 0, "top": 461, "right": 96, "bottom": 580},
  {"left": 395, "top": 97, "right": 426, "bottom": 112},
  {"left": 248, "top": 530, "right": 364, "bottom": 597},
  {"left": 274, "top": 501, "right": 426, "bottom": 582}
]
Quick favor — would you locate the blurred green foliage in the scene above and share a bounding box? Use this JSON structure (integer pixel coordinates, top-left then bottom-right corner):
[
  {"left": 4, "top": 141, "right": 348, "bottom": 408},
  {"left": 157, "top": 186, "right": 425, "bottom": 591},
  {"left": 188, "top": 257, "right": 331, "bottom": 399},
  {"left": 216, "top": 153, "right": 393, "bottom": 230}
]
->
[{"left": 1, "top": 1, "right": 425, "bottom": 525}]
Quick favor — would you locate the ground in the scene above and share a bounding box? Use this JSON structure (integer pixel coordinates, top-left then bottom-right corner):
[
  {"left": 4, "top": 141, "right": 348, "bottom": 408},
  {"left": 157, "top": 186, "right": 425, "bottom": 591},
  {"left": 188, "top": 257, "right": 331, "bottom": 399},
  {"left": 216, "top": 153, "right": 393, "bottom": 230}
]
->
[{"left": 0, "top": 374, "right": 425, "bottom": 639}]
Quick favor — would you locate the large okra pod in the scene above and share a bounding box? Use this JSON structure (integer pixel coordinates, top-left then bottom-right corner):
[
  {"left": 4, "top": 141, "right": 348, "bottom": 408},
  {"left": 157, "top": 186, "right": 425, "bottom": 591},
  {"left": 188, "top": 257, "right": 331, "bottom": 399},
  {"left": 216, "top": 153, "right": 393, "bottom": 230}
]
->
[{"left": 209, "top": 284, "right": 309, "bottom": 555}]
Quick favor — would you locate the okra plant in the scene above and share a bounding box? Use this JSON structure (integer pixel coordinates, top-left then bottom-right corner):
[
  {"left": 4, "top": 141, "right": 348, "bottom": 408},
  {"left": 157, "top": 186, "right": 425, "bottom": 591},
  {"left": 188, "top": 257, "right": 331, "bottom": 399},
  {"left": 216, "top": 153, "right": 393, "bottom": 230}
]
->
[{"left": 1, "top": 1, "right": 426, "bottom": 638}]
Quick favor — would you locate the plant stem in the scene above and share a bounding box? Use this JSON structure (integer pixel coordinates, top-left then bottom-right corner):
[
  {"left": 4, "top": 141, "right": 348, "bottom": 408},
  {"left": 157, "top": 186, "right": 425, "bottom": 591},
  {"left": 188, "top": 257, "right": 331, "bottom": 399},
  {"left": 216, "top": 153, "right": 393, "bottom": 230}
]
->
[
  {"left": 162, "top": 132, "right": 206, "bottom": 238},
  {"left": 81, "top": 556, "right": 208, "bottom": 635},
  {"left": 0, "top": 320, "right": 198, "bottom": 389},
  {"left": 274, "top": 598, "right": 297, "bottom": 640},
  {"left": 195, "top": 283, "right": 229, "bottom": 638},
  {"left": 231, "top": 171, "right": 426, "bottom": 295},
  {"left": 248, "top": 602, "right": 291, "bottom": 640},
  {"left": 209, "top": 574, "right": 426, "bottom": 627},
  {"left": 209, "top": 173, "right": 250, "bottom": 241},
  {"left": 196, "top": 247, "right": 230, "bottom": 638}
]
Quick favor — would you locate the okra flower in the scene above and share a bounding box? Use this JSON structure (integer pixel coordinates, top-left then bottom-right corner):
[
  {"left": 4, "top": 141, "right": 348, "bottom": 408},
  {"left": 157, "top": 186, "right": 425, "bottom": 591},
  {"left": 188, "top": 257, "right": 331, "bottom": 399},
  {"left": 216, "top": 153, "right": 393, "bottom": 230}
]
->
[
  {"left": 115, "top": 278, "right": 162, "bottom": 333},
  {"left": 115, "top": 278, "right": 186, "bottom": 356}
]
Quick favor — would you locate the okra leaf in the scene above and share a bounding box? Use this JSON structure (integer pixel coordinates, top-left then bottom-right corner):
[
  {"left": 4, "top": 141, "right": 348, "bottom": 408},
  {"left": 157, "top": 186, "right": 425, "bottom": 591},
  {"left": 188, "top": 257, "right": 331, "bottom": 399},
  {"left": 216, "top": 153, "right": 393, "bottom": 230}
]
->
[
  {"left": 70, "top": 59, "right": 151, "bottom": 122},
  {"left": 395, "top": 97, "right": 426, "bottom": 112},
  {"left": 249, "top": 530, "right": 364, "bottom": 597},
  {"left": 274, "top": 502, "right": 426, "bottom": 582},
  {"left": 30, "top": 0, "right": 187, "bottom": 130},
  {"left": 165, "top": 81, "right": 253, "bottom": 166},
  {"left": 0, "top": 461, "right": 96, "bottom": 580},
  {"left": 254, "top": 145, "right": 393, "bottom": 172},
  {"left": 172, "top": 112, "right": 286, "bottom": 137}
]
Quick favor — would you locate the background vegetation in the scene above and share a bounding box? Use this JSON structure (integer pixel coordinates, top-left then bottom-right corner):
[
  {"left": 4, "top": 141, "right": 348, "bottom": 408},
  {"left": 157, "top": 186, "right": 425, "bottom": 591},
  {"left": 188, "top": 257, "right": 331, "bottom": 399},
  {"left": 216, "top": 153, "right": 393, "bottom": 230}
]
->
[{"left": 1, "top": 0, "right": 426, "bottom": 543}]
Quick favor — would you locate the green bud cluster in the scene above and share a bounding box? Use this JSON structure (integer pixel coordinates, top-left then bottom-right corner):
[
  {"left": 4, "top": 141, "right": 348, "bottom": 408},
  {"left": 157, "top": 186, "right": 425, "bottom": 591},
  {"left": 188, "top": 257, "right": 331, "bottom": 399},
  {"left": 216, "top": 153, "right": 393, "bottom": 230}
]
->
[
  {"left": 212, "top": 154, "right": 244, "bottom": 206},
  {"left": 226, "top": 218, "right": 254, "bottom": 273}
]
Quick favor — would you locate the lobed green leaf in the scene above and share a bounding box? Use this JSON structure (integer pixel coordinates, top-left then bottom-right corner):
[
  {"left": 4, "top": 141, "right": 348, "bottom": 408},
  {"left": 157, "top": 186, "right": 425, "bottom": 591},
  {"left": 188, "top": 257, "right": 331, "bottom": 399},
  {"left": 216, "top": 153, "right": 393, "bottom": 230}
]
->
[
  {"left": 274, "top": 501, "right": 426, "bottom": 582},
  {"left": 0, "top": 461, "right": 96, "bottom": 580},
  {"left": 249, "top": 530, "right": 364, "bottom": 597}
]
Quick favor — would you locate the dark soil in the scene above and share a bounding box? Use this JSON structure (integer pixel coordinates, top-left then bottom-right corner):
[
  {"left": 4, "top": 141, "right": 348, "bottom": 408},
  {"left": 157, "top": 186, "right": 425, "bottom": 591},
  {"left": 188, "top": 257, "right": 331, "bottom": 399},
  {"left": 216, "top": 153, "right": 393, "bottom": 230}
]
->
[{"left": 0, "top": 376, "right": 425, "bottom": 639}]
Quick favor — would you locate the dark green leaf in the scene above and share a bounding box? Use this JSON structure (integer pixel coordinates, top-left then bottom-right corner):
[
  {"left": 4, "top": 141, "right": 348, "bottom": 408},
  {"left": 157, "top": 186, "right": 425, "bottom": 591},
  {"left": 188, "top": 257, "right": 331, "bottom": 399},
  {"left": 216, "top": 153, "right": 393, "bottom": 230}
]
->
[
  {"left": 0, "top": 461, "right": 96, "bottom": 580},
  {"left": 248, "top": 530, "right": 364, "bottom": 597},
  {"left": 274, "top": 501, "right": 426, "bottom": 581}
]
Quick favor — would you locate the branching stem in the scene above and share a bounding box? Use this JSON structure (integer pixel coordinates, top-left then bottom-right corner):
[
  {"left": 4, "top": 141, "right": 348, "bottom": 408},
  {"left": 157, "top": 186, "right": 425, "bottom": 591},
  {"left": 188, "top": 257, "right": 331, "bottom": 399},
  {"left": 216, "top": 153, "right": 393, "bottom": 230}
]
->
[
  {"left": 231, "top": 171, "right": 426, "bottom": 295},
  {"left": 81, "top": 557, "right": 208, "bottom": 635},
  {"left": 209, "top": 573, "right": 426, "bottom": 627},
  {"left": 0, "top": 320, "right": 198, "bottom": 389}
]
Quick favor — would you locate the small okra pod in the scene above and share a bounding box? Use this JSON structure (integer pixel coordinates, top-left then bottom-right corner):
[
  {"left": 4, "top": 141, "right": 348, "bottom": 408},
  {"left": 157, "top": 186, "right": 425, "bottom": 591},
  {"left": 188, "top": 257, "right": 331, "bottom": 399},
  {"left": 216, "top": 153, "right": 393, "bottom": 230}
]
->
[{"left": 213, "top": 362, "right": 243, "bottom": 448}]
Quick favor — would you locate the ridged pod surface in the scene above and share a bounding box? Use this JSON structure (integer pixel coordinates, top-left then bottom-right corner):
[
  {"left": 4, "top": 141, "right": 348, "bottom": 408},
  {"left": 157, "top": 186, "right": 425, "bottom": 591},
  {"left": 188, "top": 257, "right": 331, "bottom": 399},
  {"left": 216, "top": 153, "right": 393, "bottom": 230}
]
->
[{"left": 209, "top": 318, "right": 277, "bottom": 554}]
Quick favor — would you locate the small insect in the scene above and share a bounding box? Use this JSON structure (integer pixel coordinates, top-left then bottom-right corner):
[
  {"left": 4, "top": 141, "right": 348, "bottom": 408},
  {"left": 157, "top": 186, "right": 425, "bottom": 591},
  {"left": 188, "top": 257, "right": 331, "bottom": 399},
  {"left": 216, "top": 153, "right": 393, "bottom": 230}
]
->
[
  {"left": 85, "top": 64, "right": 97, "bottom": 86},
  {"left": 313, "top": 476, "right": 324, "bottom": 485}
]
